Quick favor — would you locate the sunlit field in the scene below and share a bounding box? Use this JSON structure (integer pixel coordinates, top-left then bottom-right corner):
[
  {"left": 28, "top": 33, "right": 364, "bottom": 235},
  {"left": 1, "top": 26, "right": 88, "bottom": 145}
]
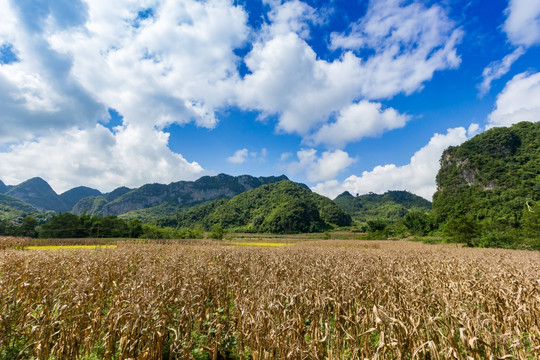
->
[
  {"left": 0, "top": 237, "right": 538, "bottom": 359},
  {"left": 25, "top": 245, "right": 118, "bottom": 250}
]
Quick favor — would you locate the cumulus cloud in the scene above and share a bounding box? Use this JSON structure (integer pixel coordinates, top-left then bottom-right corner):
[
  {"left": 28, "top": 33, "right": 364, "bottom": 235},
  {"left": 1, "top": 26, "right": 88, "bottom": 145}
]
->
[
  {"left": 287, "top": 149, "right": 355, "bottom": 182},
  {"left": 487, "top": 72, "right": 540, "bottom": 128},
  {"left": 312, "top": 127, "right": 474, "bottom": 200},
  {"left": 227, "top": 148, "right": 249, "bottom": 164},
  {"left": 0, "top": 0, "right": 465, "bottom": 190},
  {"left": 331, "top": 0, "right": 462, "bottom": 98},
  {"left": 238, "top": 0, "right": 461, "bottom": 142},
  {"left": 48, "top": 0, "right": 249, "bottom": 129},
  {"left": 309, "top": 101, "right": 410, "bottom": 148},
  {"left": 503, "top": 0, "right": 540, "bottom": 47},
  {"left": 0, "top": 124, "right": 204, "bottom": 193},
  {"left": 264, "top": 0, "right": 321, "bottom": 39},
  {"left": 0, "top": 0, "right": 106, "bottom": 143},
  {"left": 479, "top": 0, "right": 540, "bottom": 94}
]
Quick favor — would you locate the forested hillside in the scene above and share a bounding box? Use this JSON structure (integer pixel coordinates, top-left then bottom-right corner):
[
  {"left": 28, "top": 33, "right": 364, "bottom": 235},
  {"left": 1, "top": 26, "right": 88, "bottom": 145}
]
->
[
  {"left": 163, "top": 180, "right": 352, "bottom": 233},
  {"left": 5, "top": 177, "right": 69, "bottom": 212},
  {"left": 0, "top": 180, "right": 9, "bottom": 193},
  {"left": 334, "top": 190, "right": 431, "bottom": 222},
  {"left": 433, "top": 121, "right": 540, "bottom": 247},
  {"left": 73, "top": 174, "right": 288, "bottom": 219}
]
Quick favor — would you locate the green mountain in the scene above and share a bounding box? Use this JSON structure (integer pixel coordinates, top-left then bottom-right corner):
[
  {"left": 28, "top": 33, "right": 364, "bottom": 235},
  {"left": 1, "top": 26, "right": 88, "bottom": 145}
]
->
[
  {"left": 60, "top": 186, "right": 102, "bottom": 210},
  {"left": 164, "top": 180, "right": 352, "bottom": 233},
  {"left": 71, "top": 196, "right": 108, "bottom": 215},
  {"left": 73, "top": 174, "right": 289, "bottom": 219},
  {"left": 0, "top": 193, "right": 40, "bottom": 221},
  {"left": 433, "top": 121, "right": 540, "bottom": 227},
  {"left": 0, "top": 180, "right": 8, "bottom": 194},
  {"left": 334, "top": 190, "right": 432, "bottom": 222},
  {"left": 105, "top": 186, "right": 132, "bottom": 201},
  {"left": 0, "top": 193, "right": 52, "bottom": 223},
  {"left": 6, "top": 177, "right": 68, "bottom": 212}
]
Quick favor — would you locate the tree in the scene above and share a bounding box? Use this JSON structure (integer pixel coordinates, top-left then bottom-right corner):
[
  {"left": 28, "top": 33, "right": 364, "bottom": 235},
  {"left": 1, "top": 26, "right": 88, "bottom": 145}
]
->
[
  {"left": 39, "top": 212, "right": 85, "bottom": 238},
  {"left": 403, "top": 211, "right": 429, "bottom": 236},
  {"left": 367, "top": 220, "right": 386, "bottom": 233},
  {"left": 522, "top": 201, "right": 540, "bottom": 237},
  {"left": 19, "top": 216, "right": 38, "bottom": 238},
  {"left": 444, "top": 216, "right": 480, "bottom": 246},
  {"left": 208, "top": 225, "right": 225, "bottom": 240}
]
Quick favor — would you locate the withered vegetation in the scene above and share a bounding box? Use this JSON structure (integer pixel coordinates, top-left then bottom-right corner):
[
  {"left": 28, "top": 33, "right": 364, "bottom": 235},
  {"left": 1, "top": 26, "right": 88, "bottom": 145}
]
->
[{"left": 0, "top": 238, "right": 538, "bottom": 359}]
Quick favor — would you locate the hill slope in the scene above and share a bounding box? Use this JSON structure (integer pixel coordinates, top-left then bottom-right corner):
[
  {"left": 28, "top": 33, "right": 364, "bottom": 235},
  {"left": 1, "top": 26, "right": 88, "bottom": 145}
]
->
[
  {"left": 6, "top": 177, "right": 68, "bottom": 212},
  {"left": 0, "top": 180, "right": 8, "bottom": 194},
  {"left": 73, "top": 174, "right": 289, "bottom": 218},
  {"left": 433, "top": 121, "right": 540, "bottom": 227},
  {"left": 165, "top": 180, "right": 352, "bottom": 233},
  {"left": 334, "top": 190, "right": 432, "bottom": 222},
  {"left": 0, "top": 193, "right": 41, "bottom": 221},
  {"left": 60, "top": 186, "right": 102, "bottom": 210}
]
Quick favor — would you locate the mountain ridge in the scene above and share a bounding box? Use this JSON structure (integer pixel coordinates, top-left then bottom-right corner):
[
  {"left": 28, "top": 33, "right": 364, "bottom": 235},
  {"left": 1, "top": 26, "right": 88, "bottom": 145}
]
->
[
  {"left": 73, "top": 174, "right": 290, "bottom": 218},
  {"left": 163, "top": 180, "right": 352, "bottom": 233},
  {"left": 334, "top": 190, "right": 432, "bottom": 222}
]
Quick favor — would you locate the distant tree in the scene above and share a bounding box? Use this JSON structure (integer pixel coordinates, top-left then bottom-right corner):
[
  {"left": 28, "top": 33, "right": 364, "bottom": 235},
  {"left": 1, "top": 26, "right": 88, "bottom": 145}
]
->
[
  {"left": 367, "top": 219, "right": 386, "bottom": 233},
  {"left": 39, "top": 212, "right": 85, "bottom": 238},
  {"left": 522, "top": 201, "right": 540, "bottom": 237},
  {"left": 403, "top": 211, "right": 429, "bottom": 236},
  {"left": 208, "top": 225, "right": 225, "bottom": 240},
  {"left": 0, "top": 220, "right": 6, "bottom": 235},
  {"left": 127, "top": 219, "right": 143, "bottom": 238},
  {"left": 444, "top": 216, "right": 480, "bottom": 246},
  {"left": 19, "top": 216, "right": 38, "bottom": 238}
]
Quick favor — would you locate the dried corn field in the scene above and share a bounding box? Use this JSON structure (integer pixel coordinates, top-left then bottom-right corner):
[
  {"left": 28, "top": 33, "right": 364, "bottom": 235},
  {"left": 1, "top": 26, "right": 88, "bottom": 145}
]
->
[{"left": 0, "top": 240, "right": 539, "bottom": 359}]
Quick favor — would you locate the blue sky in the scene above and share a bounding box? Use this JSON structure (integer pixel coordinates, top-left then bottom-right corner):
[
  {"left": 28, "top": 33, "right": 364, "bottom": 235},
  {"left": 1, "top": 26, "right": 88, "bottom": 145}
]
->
[{"left": 0, "top": 0, "right": 539, "bottom": 200}]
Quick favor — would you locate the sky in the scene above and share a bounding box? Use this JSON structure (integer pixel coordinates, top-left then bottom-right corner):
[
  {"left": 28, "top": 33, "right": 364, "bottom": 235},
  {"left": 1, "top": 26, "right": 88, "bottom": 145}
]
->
[{"left": 0, "top": 0, "right": 539, "bottom": 200}]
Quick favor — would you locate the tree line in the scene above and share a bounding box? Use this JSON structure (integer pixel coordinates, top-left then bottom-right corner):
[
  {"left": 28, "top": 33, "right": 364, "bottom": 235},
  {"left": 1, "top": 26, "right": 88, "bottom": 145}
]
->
[{"left": 0, "top": 212, "right": 208, "bottom": 239}]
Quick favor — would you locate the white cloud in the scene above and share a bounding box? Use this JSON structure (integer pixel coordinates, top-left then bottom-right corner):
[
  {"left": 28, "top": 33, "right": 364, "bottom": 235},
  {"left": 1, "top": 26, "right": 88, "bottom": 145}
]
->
[
  {"left": 287, "top": 149, "right": 355, "bottom": 182},
  {"left": 0, "top": 0, "right": 106, "bottom": 143},
  {"left": 0, "top": 124, "right": 204, "bottom": 193},
  {"left": 312, "top": 126, "right": 473, "bottom": 200},
  {"left": 479, "top": 0, "right": 540, "bottom": 94},
  {"left": 331, "top": 0, "right": 462, "bottom": 98},
  {"left": 0, "top": 0, "right": 465, "bottom": 191},
  {"left": 503, "top": 0, "right": 540, "bottom": 47},
  {"left": 238, "top": 0, "right": 461, "bottom": 145},
  {"left": 48, "top": 0, "right": 249, "bottom": 129},
  {"left": 478, "top": 47, "right": 525, "bottom": 96},
  {"left": 309, "top": 101, "right": 410, "bottom": 148},
  {"left": 265, "top": 0, "right": 321, "bottom": 39},
  {"left": 487, "top": 72, "right": 540, "bottom": 128},
  {"left": 227, "top": 147, "right": 268, "bottom": 164},
  {"left": 227, "top": 148, "right": 249, "bottom": 164}
]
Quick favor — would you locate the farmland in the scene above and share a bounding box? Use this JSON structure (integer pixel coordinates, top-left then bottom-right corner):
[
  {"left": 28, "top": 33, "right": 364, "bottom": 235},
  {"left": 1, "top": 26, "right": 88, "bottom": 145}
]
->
[{"left": 0, "top": 237, "right": 539, "bottom": 359}]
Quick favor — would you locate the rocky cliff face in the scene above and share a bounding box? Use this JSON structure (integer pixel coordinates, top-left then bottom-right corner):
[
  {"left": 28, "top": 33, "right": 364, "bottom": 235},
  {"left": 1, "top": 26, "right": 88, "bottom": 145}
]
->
[
  {"left": 433, "top": 121, "right": 540, "bottom": 224},
  {"left": 437, "top": 154, "right": 496, "bottom": 191}
]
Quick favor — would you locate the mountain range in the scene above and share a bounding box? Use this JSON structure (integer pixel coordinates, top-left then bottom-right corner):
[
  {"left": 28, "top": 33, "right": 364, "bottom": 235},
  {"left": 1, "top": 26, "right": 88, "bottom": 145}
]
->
[
  {"left": 0, "top": 172, "right": 432, "bottom": 227},
  {"left": 161, "top": 180, "right": 352, "bottom": 233},
  {"left": 0, "top": 174, "right": 289, "bottom": 222}
]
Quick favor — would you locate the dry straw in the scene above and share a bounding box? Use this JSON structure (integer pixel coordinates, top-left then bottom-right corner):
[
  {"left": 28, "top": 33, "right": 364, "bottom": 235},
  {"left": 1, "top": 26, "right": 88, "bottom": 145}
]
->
[{"left": 0, "top": 240, "right": 538, "bottom": 359}]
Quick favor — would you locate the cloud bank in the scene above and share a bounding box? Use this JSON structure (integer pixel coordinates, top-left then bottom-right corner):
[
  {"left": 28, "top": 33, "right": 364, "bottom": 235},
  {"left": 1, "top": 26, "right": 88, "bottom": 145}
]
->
[
  {"left": 312, "top": 126, "right": 477, "bottom": 200},
  {"left": 0, "top": 0, "right": 464, "bottom": 191}
]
